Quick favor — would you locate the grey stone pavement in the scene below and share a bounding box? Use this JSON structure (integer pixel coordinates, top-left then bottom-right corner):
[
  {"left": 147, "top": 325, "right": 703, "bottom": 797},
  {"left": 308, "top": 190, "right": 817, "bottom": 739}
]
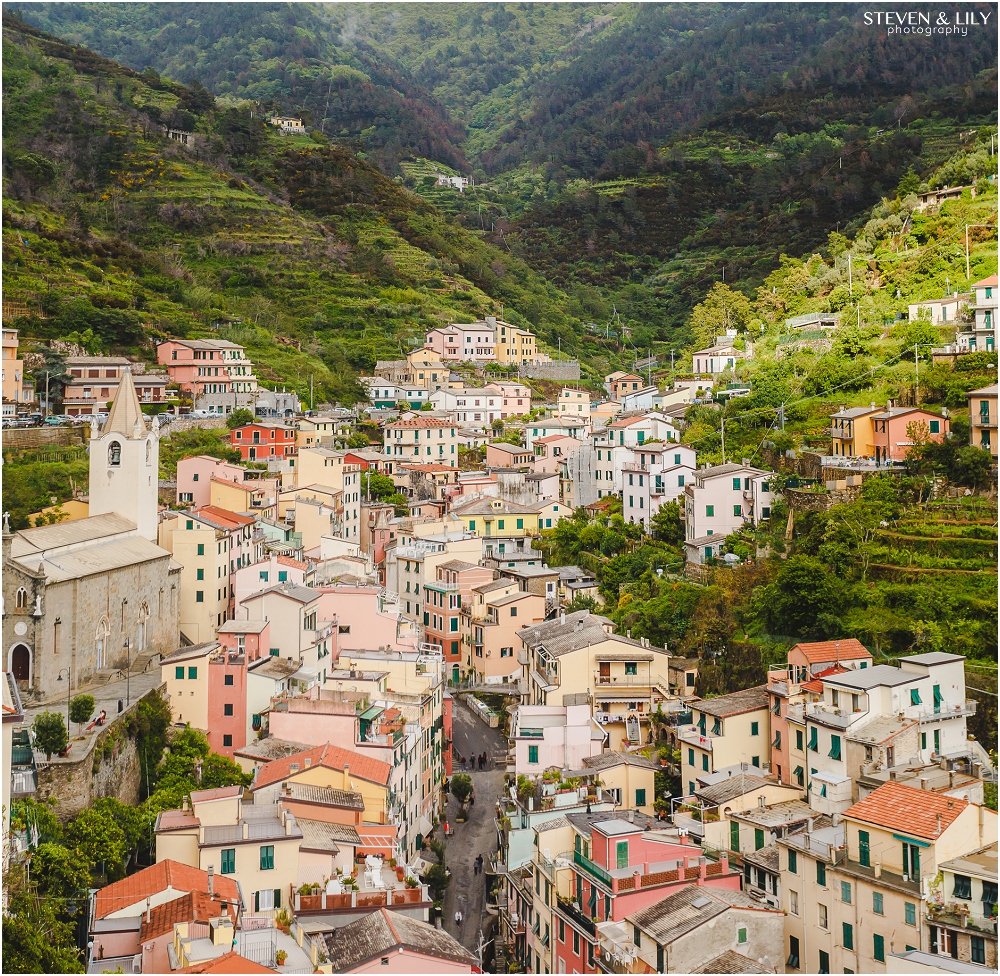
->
[
  {"left": 22, "top": 668, "right": 164, "bottom": 763},
  {"left": 442, "top": 696, "right": 508, "bottom": 958}
]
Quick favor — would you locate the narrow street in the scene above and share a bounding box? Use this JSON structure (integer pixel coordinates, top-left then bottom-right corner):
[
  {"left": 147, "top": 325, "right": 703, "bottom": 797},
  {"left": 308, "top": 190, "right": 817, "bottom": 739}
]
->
[{"left": 442, "top": 696, "right": 508, "bottom": 959}]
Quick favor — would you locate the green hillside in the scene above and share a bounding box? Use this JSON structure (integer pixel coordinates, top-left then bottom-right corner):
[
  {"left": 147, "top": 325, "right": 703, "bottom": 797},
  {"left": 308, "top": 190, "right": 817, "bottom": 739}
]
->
[{"left": 2, "top": 14, "right": 599, "bottom": 406}]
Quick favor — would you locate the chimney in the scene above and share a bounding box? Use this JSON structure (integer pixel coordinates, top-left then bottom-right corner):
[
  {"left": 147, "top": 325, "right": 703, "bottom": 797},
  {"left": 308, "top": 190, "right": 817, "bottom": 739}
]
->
[
  {"left": 874, "top": 862, "right": 882, "bottom": 878},
  {"left": 207, "top": 865, "right": 214, "bottom": 897},
  {"left": 720, "top": 852, "right": 729, "bottom": 875},
  {"left": 889, "top": 770, "right": 897, "bottom": 781},
  {"left": 146, "top": 897, "right": 151, "bottom": 924},
  {"left": 698, "top": 859, "right": 707, "bottom": 883},
  {"left": 935, "top": 813, "right": 943, "bottom": 835},
  {"left": 949, "top": 771, "right": 955, "bottom": 788}
]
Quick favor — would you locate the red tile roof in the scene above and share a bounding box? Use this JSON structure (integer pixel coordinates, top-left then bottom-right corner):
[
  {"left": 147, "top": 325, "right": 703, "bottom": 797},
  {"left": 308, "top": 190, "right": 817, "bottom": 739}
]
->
[
  {"left": 192, "top": 506, "right": 256, "bottom": 528},
  {"left": 606, "top": 416, "right": 646, "bottom": 429},
  {"left": 189, "top": 785, "right": 243, "bottom": 803},
  {"left": 252, "top": 743, "right": 391, "bottom": 790},
  {"left": 800, "top": 664, "right": 850, "bottom": 694},
  {"left": 974, "top": 275, "right": 998, "bottom": 287},
  {"left": 140, "top": 891, "right": 237, "bottom": 943},
  {"left": 844, "top": 781, "right": 969, "bottom": 839},
  {"left": 175, "top": 951, "right": 272, "bottom": 973},
  {"left": 534, "top": 434, "right": 576, "bottom": 445},
  {"left": 94, "top": 861, "right": 241, "bottom": 920},
  {"left": 276, "top": 555, "right": 307, "bottom": 570},
  {"left": 790, "top": 639, "right": 872, "bottom": 665}
]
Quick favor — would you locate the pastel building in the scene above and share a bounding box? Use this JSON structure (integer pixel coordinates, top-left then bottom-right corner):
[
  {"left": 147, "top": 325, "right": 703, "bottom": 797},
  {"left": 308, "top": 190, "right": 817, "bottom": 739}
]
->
[
  {"left": 969, "top": 274, "right": 997, "bottom": 351},
  {"left": 425, "top": 322, "right": 496, "bottom": 361},
  {"left": 383, "top": 417, "right": 459, "bottom": 467},
  {"left": 2, "top": 327, "right": 26, "bottom": 416},
  {"left": 176, "top": 455, "right": 248, "bottom": 507},
  {"left": 967, "top": 384, "right": 998, "bottom": 459},
  {"left": 62, "top": 356, "right": 168, "bottom": 416},
  {"left": 872, "top": 406, "right": 950, "bottom": 464},
  {"left": 230, "top": 422, "right": 297, "bottom": 461},
  {"left": 156, "top": 338, "right": 259, "bottom": 400},
  {"left": 623, "top": 444, "right": 697, "bottom": 529},
  {"left": 512, "top": 703, "right": 606, "bottom": 775},
  {"left": 557, "top": 388, "right": 592, "bottom": 420}
]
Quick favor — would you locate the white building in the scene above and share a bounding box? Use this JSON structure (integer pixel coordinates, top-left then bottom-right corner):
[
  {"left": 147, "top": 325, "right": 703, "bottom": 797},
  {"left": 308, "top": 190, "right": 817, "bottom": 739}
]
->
[
  {"left": 623, "top": 444, "right": 697, "bottom": 529},
  {"left": 523, "top": 418, "right": 590, "bottom": 450},
  {"left": 430, "top": 386, "right": 503, "bottom": 426},
  {"left": 557, "top": 387, "right": 592, "bottom": 420},
  {"left": 692, "top": 342, "right": 743, "bottom": 375}
]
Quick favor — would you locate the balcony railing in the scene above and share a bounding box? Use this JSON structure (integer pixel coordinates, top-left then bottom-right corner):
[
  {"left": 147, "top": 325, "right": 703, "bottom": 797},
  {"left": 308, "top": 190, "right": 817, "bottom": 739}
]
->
[
  {"left": 912, "top": 700, "right": 977, "bottom": 723},
  {"left": 556, "top": 898, "right": 597, "bottom": 937},
  {"left": 677, "top": 726, "right": 714, "bottom": 752},
  {"left": 574, "top": 850, "right": 612, "bottom": 887}
]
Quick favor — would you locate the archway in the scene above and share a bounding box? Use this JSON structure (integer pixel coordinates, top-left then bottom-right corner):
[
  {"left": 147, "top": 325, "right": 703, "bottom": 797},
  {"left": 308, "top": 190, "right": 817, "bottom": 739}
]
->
[
  {"left": 96, "top": 617, "right": 111, "bottom": 669},
  {"left": 9, "top": 644, "right": 31, "bottom": 684}
]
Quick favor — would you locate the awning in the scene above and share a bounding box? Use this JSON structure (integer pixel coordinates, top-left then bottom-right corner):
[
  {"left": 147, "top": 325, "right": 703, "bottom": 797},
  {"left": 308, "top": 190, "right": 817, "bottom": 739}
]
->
[
  {"left": 291, "top": 667, "right": 319, "bottom": 684},
  {"left": 359, "top": 705, "right": 384, "bottom": 721}
]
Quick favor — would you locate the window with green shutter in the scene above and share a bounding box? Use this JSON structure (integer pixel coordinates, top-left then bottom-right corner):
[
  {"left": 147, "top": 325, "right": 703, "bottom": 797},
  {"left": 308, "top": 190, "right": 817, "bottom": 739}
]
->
[
  {"left": 188, "top": 667, "right": 197, "bottom": 679},
  {"left": 702, "top": 754, "right": 709, "bottom": 771},
  {"left": 796, "top": 729, "right": 803, "bottom": 751},
  {"left": 175, "top": 666, "right": 184, "bottom": 680},
  {"left": 859, "top": 830, "right": 870, "bottom": 866},
  {"left": 528, "top": 745, "right": 538, "bottom": 764},
  {"left": 616, "top": 841, "right": 629, "bottom": 869},
  {"left": 731, "top": 821, "right": 740, "bottom": 852},
  {"left": 818, "top": 949, "right": 830, "bottom": 973},
  {"left": 221, "top": 849, "right": 235, "bottom": 874},
  {"left": 873, "top": 934, "right": 885, "bottom": 962},
  {"left": 808, "top": 728, "right": 818, "bottom": 752},
  {"left": 843, "top": 922, "right": 854, "bottom": 950},
  {"left": 788, "top": 849, "right": 797, "bottom": 874},
  {"left": 517, "top": 518, "right": 524, "bottom": 529},
  {"left": 828, "top": 735, "right": 842, "bottom": 760},
  {"left": 688, "top": 749, "right": 695, "bottom": 766},
  {"left": 197, "top": 544, "right": 204, "bottom": 556},
  {"left": 737, "top": 928, "right": 747, "bottom": 944},
  {"left": 933, "top": 684, "right": 943, "bottom": 707},
  {"left": 910, "top": 688, "right": 922, "bottom": 706},
  {"left": 905, "top": 902, "right": 916, "bottom": 926},
  {"left": 625, "top": 662, "right": 637, "bottom": 675},
  {"left": 259, "top": 845, "right": 274, "bottom": 871},
  {"left": 751, "top": 721, "right": 759, "bottom": 736},
  {"left": 706, "top": 505, "right": 714, "bottom": 517},
  {"left": 817, "top": 861, "right": 826, "bottom": 886},
  {"left": 635, "top": 789, "right": 646, "bottom": 807},
  {"left": 733, "top": 477, "right": 741, "bottom": 490},
  {"left": 755, "top": 829, "right": 764, "bottom": 850},
  {"left": 873, "top": 891, "right": 884, "bottom": 914},
  {"left": 841, "top": 881, "right": 851, "bottom": 904}
]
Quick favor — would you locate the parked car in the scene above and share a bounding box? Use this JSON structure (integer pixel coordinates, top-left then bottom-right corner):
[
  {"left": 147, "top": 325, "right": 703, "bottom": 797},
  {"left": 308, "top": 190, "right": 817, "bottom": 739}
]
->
[{"left": 43, "top": 416, "right": 68, "bottom": 426}]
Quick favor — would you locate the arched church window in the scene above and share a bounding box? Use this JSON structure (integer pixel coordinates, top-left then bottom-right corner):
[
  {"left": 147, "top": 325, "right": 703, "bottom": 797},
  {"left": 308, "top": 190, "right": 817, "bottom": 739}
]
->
[
  {"left": 15, "top": 587, "right": 28, "bottom": 609},
  {"left": 109, "top": 441, "right": 122, "bottom": 466}
]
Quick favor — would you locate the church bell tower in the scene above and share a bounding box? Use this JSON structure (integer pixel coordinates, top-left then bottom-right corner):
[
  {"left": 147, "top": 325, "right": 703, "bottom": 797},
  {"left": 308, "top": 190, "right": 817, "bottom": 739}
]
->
[{"left": 88, "top": 369, "right": 160, "bottom": 541}]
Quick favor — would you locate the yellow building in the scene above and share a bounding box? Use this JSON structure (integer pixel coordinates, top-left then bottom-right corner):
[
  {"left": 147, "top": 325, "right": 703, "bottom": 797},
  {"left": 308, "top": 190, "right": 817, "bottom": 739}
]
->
[
  {"left": 495, "top": 323, "right": 539, "bottom": 366},
  {"left": 580, "top": 752, "right": 659, "bottom": 816},
  {"left": 160, "top": 642, "right": 214, "bottom": 731},
  {"left": 467, "top": 589, "right": 545, "bottom": 684},
  {"left": 779, "top": 781, "right": 997, "bottom": 975},
  {"left": 557, "top": 388, "right": 593, "bottom": 420},
  {"left": 519, "top": 610, "right": 673, "bottom": 750},
  {"left": 828, "top": 405, "right": 883, "bottom": 457},
  {"left": 29, "top": 498, "right": 90, "bottom": 526},
  {"left": 208, "top": 474, "right": 277, "bottom": 519},
  {"left": 452, "top": 497, "right": 540, "bottom": 542},
  {"left": 154, "top": 785, "right": 302, "bottom": 914},
  {"left": 679, "top": 687, "right": 771, "bottom": 795},
  {"left": 405, "top": 349, "right": 452, "bottom": 392}
]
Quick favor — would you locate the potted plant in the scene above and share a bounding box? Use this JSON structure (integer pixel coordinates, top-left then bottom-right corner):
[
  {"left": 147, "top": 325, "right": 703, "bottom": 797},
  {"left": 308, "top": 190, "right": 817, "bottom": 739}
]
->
[
  {"left": 405, "top": 875, "right": 419, "bottom": 888},
  {"left": 275, "top": 908, "right": 292, "bottom": 934},
  {"left": 275, "top": 949, "right": 287, "bottom": 966}
]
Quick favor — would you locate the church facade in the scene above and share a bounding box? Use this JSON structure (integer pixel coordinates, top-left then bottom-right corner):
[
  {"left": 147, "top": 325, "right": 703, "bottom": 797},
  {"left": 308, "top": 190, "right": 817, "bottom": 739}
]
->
[{"left": 2, "top": 371, "right": 180, "bottom": 700}]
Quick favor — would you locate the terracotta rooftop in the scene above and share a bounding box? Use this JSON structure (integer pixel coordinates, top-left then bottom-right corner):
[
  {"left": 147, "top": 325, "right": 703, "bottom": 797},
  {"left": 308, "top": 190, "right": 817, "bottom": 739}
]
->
[
  {"left": 174, "top": 951, "right": 272, "bottom": 973},
  {"left": 384, "top": 417, "right": 455, "bottom": 428},
  {"left": 191, "top": 506, "right": 256, "bottom": 528},
  {"left": 93, "top": 860, "right": 241, "bottom": 920},
  {"left": 800, "top": 664, "right": 850, "bottom": 694},
  {"left": 790, "top": 639, "right": 871, "bottom": 665},
  {"left": 973, "top": 274, "right": 998, "bottom": 287},
  {"left": 844, "top": 780, "right": 969, "bottom": 839},
  {"left": 252, "top": 742, "right": 391, "bottom": 789},
  {"left": 189, "top": 785, "right": 243, "bottom": 804}
]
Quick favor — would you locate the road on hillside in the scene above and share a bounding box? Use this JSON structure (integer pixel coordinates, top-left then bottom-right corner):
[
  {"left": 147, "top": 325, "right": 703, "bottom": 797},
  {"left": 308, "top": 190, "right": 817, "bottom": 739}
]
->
[{"left": 442, "top": 697, "right": 508, "bottom": 957}]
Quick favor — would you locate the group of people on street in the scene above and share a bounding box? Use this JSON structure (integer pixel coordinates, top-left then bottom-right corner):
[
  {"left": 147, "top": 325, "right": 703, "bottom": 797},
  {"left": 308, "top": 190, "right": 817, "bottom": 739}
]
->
[{"left": 461, "top": 751, "right": 490, "bottom": 771}]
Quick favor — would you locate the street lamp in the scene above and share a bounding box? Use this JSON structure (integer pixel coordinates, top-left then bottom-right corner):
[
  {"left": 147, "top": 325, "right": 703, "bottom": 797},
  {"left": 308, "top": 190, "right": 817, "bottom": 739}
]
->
[{"left": 56, "top": 667, "right": 71, "bottom": 736}]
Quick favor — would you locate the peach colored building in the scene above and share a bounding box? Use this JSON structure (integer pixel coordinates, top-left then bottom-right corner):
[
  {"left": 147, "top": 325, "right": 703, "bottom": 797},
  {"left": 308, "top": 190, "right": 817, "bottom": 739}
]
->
[
  {"left": 176, "top": 455, "right": 247, "bottom": 507},
  {"left": 155, "top": 338, "right": 258, "bottom": 399},
  {"left": 424, "top": 322, "right": 496, "bottom": 362},
  {"left": 532, "top": 434, "right": 584, "bottom": 474},
  {"left": 233, "top": 555, "right": 309, "bottom": 620},
  {"left": 422, "top": 559, "right": 495, "bottom": 682},
  {"left": 468, "top": 589, "right": 545, "bottom": 685},
  {"left": 314, "top": 584, "right": 402, "bottom": 655},
  {"left": 872, "top": 406, "right": 950, "bottom": 464},
  {"left": 768, "top": 639, "right": 872, "bottom": 785}
]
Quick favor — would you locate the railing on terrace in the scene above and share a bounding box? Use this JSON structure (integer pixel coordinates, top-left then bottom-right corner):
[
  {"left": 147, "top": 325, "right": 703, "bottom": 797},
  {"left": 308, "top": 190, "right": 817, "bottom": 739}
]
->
[
  {"left": 556, "top": 898, "right": 598, "bottom": 938},
  {"left": 574, "top": 850, "right": 612, "bottom": 887},
  {"left": 913, "top": 700, "right": 977, "bottom": 722},
  {"left": 676, "top": 727, "right": 714, "bottom": 751}
]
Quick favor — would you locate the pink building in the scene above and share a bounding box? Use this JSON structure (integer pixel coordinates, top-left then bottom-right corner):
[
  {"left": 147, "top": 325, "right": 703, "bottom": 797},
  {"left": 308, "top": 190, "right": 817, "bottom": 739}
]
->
[
  {"left": 555, "top": 815, "right": 738, "bottom": 975},
  {"left": 443, "top": 692, "right": 454, "bottom": 777},
  {"left": 422, "top": 560, "right": 495, "bottom": 680},
  {"left": 872, "top": 406, "right": 950, "bottom": 463},
  {"left": 177, "top": 455, "right": 247, "bottom": 507},
  {"left": 208, "top": 621, "right": 273, "bottom": 758},
  {"left": 155, "top": 338, "right": 256, "bottom": 398},
  {"left": 233, "top": 555, "right": 309, "bottom": 620},
  {"left": 768, "top": 638, "right": 872, "bottom": 786},
  {"left": 424, "top": 322, "right": 496, "bottom": 361},
  {"left": 360, "top": 502, "right": 396, "bottom": 570},
  {"left": 495, "top": 381, "right": 532, "bottom": 416},
  {"left": 316, "top": 584, "right": 402, "bottom": 655},
  {"left": 322, "top": 908, "right": 478, "bottom": 972},
  {"left": 532, "top": 434, "right": 583, "bottom": 474},
  {"left": 512, "top": 703, "right": 605, "bottom": 775}
]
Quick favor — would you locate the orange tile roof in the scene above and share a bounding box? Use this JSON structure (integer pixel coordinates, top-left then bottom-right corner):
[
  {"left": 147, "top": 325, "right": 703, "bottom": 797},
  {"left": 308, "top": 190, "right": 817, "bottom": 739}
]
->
[
  {"left": 844, "top": 781, "right": 969, "bottom": 839},
  {"left": 606, "top": 416, "right": 646, "bottom": 429},
  {"left": 534, "top": 434, "right": 576, "bottom": 444},
  {"left": 94, "top": 861, "right": 241, "bottom": 919},
  {"left": 189, "top": 785, "right": 243, "bottom": 803},
  {"left": 790, "top": 639, "right": 871, "bottom": 665},
  {"left": 175, "top": 951, "right": 272, "bottom": 973},
  {"left": 140, "top": 891, "right": 237, "bottom": 943},
  {"left": 276, "top": 555, "right": 308, "bottom": 569},
  {"left": 208, "top": 476, "right": 252, "bottom": 491},
  {"left": 974, "top": 274, "right": 998, "bottom": 287},
  {"left": 800, "top": 664, "right": 850, "bottom": 693},
  {"left": 192, "top": 506, "right": 256, "bottom": 528},
  {"left": 252, "top": 743, "right": 391, "bottom": 790}
]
